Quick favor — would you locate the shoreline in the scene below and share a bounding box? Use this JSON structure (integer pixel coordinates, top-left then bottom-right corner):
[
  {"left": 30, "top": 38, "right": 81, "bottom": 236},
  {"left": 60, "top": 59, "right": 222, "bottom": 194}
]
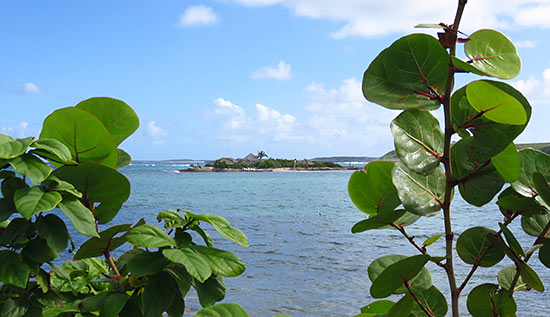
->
[{"left": 178, "top": 166, "right": 360, "bottom": 173}]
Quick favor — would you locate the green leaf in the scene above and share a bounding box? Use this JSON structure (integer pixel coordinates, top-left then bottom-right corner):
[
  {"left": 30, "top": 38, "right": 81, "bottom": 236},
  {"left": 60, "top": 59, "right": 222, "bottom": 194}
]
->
[
  {"left": 116, "top": 148, "right": 132, "bottom": 169},
  {"left": 157, "top": 209, "right": 187, "bottom": 228},
  {"left": 143, "top": 271, "right": 177, "bottom": 317},
  {"left": 101, "top": 293, "right": 128, "bottom": 317},
  {"left": 352, "top": 209, "right": 406, "bottom": 233},
  {"left": 465, "top": 29, "right": 521, "bottom": 79},
  {"left": 21, "top": 237, "right": 57, "bottom": 263},
  {"left": 497, "top": 187, "right": 545, "bottom": 217},
  {"left": 14, "top": 187, "right": 62, "bottom": 219},
  {"left": 195, "top": 274, "right": 226, "bottom": 307},
  {"left": 499, "top": 223, "right": 524, "bottom": 258},
  {"left": 126, "top": 251, "right": 169, "bottom": 277},
  {"left": 54, "top": 163, "right": 130, "bottom": 223},
  {"left": 466, "top": 80, "right": 526, "bottom": 125},
  {"left": 0, "top": 219, "right": 8, "bottom": 228},
  {"left": 163, "top": 248, "right": 212, "bottom": 283},
  {"left": 118, "top": 294, "right": 142, "bottom": 317},
  {"left": 369, "top": 254, "right": 430, "bottom": 298},
  {"left": 192, "top": 245, "right": 246, "bottom": 277},
  {"left": 76, "top": 97, "right": 139, "bottom": 146},
  {"left": 533, "top": 172, "right": 550, "bottom": 206},
  {"left": 538, "top": 239, "right": 550, "bottom": 269},
  {"left": 31, "top": 138, "right": 72, "bottom": 164},
  {"left": 127, "top": 224, "right": 175, "bottom": 248},
  {"left": 517, "top": 261, "right": 544, "bottom": 292},
  {"left": 513, "top": 149, "right": 550, "bottom": 199},
  {"left": 196, "top": 303, "right": 249, "bottom": 317},
  {"left": 191, "top": 225, "right": 214, "bottom": 248},
  {"left": 36, "top": 214, "right": 69, "bottom": 253},
  {"left": 498, "top": 266, "right": 527, "bottom": 291},
  {"left": 386, "top": 295, "right": 413, "bottom": 317},
  {"left": 391, "top": 110, "right": 443, "bottom": 174},
  {"left": 451, "top": 56, "right": 486, "bottom": 76},
  {"left": 410, "top": 285, "right": 448, "bottom": 317},
  {"left": 1, "top": 217, "right": 31, "bottom": 246},
  {"left": 521, "top": 212, "right": 550, "bottom": 237},
  {"left": 81, "top": 292, "right": 109, "bottom": 312},
  {"left": 392, "top": 162, "right": 445, "bottom": 216},
  {"left": 456, "top": 227, "right": 504, "bottom": 267},
  {"left": 167, "top": 264, "right": 192, "bottom": 297},
  {"left": 368, "top": 255, "right": 432, "bottom": 296},
  {"left": 186, "top": 212, "right": 249, "bottom": 247},
  {"left": 0, "top": 298, "right": 29, "bottom": 317},
  {"left": 423, "top": 233, "right": 443, "bottom": 247},
  {"left": 0, "top": 250, "right": 30, "bottom": 288},
  {"left": 166, "top": 294, "right": 185, "bottom": 317},
  {"left": 7, "top": 154, "right": 52, "bottom": 184},
  {"left": 348, "top": 161, "right": 400, "bottom": 215},
  {"left": 466, "top": 284, "right": 517, "bottom": 317},
  {"left": 40, "top": 107, "right": 118, "bottom": 167},
  {"left": 42, "top": 175, "right": 82, "bottom": 198},
  {"left": 0, "top": 135, "right": 34, "bottom": 159},
  {"left": 492, "top": 143, "right": 520, "bottom": 183},
  {"left": 360, "top": 300, "right": 394, "bottom": 314},
  {"left": 74, "top": 223, "right": 132, "bottom": 259},
  {"left": 58, "top": 194, "right": 99, "bottom": 238},
  {"left": 415, "top": 23, "right": 445, "bottom": 29}
]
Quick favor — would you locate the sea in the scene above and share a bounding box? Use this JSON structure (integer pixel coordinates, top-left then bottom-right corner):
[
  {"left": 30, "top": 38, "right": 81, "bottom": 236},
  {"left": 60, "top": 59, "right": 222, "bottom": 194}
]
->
[{"left": 86, "top": 162, "right": 549, "bottom": 316}]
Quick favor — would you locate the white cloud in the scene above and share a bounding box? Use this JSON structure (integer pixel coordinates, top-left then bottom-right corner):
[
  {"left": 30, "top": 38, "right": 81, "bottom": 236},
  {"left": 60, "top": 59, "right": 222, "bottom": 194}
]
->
[
  {"left": 251, "top": 61, "right": 291, "bottom": 80},
  {"left": 515, "top": 40, "right": 537, "bottom": 48},
  {"left": 213, "top": 98, "right": 247, "bottom": 129},
  {"left": 512, "top": 68, "right": 550, "bottom": 103},
  {"left": 234, "top": 0, "right": 283, "bottom": 6},
  {"left": 231, "top": 0, "right": 550, "bottom": 38},
  {"left": 147, "top": 121, "right": 168, "bottom": 144},
  {"left": 1, "top": 122, "right": 31, "bottom": 138},
  {"left": 23, "top": 82, "right": 42, "bottom": 95},
  {"left": 179, "top": 5, "right": 219, "bottom": 27}
]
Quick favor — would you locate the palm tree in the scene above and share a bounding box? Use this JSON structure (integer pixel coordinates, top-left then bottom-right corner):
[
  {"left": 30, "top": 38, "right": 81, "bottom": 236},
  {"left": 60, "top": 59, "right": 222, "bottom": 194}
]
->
[{"left": 257, "top": 150, "right": 267, "bottom": 161}]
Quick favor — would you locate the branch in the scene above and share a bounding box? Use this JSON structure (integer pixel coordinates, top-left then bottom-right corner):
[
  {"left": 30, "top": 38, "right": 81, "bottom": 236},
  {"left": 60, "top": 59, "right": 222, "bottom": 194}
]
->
[
  {"left": 404, "top": 280, "right": 435, "bottom": 317},
  {"left": 391, "top": 223, "right": 445, "bottom": 268}
]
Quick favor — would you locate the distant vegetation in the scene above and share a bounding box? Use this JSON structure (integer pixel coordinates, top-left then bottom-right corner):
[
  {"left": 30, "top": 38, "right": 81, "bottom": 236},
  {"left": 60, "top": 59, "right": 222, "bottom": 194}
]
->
[{"left": 207, "top": 158, "right": 341, "bottom": 169}]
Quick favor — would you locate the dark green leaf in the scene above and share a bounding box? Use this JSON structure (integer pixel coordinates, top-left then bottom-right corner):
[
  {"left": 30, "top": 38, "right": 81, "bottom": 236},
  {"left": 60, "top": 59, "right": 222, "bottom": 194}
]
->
[
  {"left": 517, "top": 261, "right": 544, "bottom": 292},
  {"left": 42, "top": 175, "right": 82, "bottom": 198},
  {"left": 126, "top": 251, "right": 169, "bottom": 277},
  {"left": 352, "top": 209, "right": 406, "bottom": 233},
  {"left": 166, "top": 294, "right": 185, "bottom": 317},
  {"left": 7, "top": 154, "right": 52, "bottom": 184},
  {"left": 157, "top": 209, "right": 187, "bottom": 228},
  {"left": 167, "top": 264, "right": 192, "bottom": 297},
  {"left": 497, "top": 187, "right": 545, "bottom": 217},
  {"left": 348, "top": 161, "right": 400, "bottom": 215},
  {"left": 386, "top": 295, "right": 413, "bottom": 317},
  {"left": 539, "top": 239, "right": 550, "bottom": 268},
  {"left": 1, "top": 217, "right": 31, "bottom": 246},
  {"left": 456, "top": 227, "right": 504, "bottom": 267},
  {"left": 0, "top": 250, "right": 30, "bottom": 288},
  {"left": 360, "top": 300, "right": 394, "bottom": 314},
  {"left": 31, "top": 138, "right": 72, "bottom": 164},
  {"left": 464, "top": 29, "right": 521, "bottom": 79},
  {"left": 101, "top": 293, "right": 128, "bottom": 317},
  {"left": 76, "top": 97, "right": 139, "bottom": 146},
  {"left": 191, "top": 226, "right": 214, "bottom": 248},
  {"left": 14, "top": 187, "right": 61, "bottom": 219},
  {"left": 40, "top": 107, "right": 118, "bottom": 167},
  {"left": 368, "top": 255, "right": 432, "bottom": 295},
  {"left": 58, "top": 194, "right": 99, "bottom": 238},
  {"left": 521, "top": 212, "right": 550, "bottom": 237},
  {"left": 1, "top": 298, "right": 29, "bottom": 317},
  {"left": 119, "top": 293, "right": 142, "bottom": 317},
  {"left": 391, "top": 110, "right": 443, "bottom": 174},
  {"left": 81, "top": 292, "right": 109, "bottom": 312},
  {"left": 513, "top": 149, "right": 550, "bottom": 199},
  {"left": 410, "top": 285, "right": 448, "bottom": 317},
  {"left": 163, "top": 248, "right": 212, "bottom": 283},
  {"left": 498, "top": 266, "right": 527, "bottom": 291},
  {"left": 392, "top": 162, "right": 445, "bottom": 216},
  {"left": 186, "top": 212, "right": 249, "bottom": 247},
  {"left": 127, "top": 224, "right": 175, "bottom": 248},
  {"left": 533, "top": 172, "right": 550, "bottom": 206},
  {"left": 143, "top": 271, "right": 177, "bottom": 317},
  {"left": 192, "top": 245, "right": 246, "bottom": 277},
  {"left": 74, "top": 223, "right": 131, "bottom": 260},
  {"left": 22, "top": 237, "right": 57, "bottom": 263},
  {"left": 370, "top": 254, "right": 430, "bottom": 298},
  {"left": 499, "top": 223, "right": 524, "bottom": 258},
  {"left": 196, "top": 303, "right": 249, "bottom": 317},
  {"left": 466, "top": 283, "right": 517, "bottom": 317},
  {"left": 195, "top": 274, "right": 226, "bottom": 307},
  {"left": 117, "top": 148, "right": 132, "bottom": 169},
  {"left": 36, "top": 214, "right": 69, "bottom": 253},
  {"left": 0, "top": 135, "right": 34, "bottom": 159}
]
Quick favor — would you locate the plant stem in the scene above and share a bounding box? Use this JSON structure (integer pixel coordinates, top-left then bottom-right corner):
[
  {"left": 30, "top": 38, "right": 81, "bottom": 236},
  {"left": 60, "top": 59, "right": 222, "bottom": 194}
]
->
[{"left": 442, "top": 1, "right": 468, "bottom": 316}]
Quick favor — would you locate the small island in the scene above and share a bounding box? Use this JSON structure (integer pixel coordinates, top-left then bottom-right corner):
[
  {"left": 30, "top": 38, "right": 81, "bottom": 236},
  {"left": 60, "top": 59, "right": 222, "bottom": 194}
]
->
[{"left": 179, "top": 152, "right": 359, "bottom": 173}]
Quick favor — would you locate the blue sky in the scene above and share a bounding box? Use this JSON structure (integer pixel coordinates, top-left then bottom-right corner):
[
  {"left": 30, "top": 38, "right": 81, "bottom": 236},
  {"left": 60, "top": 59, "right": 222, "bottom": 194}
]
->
[{"left": 2, "top": 1, "right": 550, "bottom": 160}]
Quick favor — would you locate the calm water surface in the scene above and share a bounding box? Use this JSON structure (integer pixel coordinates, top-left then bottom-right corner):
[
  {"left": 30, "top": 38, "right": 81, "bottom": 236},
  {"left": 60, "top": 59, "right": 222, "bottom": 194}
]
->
[{"left": 108, "top": 163, "right": 550, "bottom": 316}]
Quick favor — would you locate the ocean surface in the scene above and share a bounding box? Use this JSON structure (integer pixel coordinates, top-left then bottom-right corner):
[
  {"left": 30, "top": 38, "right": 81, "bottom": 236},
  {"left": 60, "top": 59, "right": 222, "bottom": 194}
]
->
[{"left": 91, "top": 162, "right": 549, "bottom": 316}]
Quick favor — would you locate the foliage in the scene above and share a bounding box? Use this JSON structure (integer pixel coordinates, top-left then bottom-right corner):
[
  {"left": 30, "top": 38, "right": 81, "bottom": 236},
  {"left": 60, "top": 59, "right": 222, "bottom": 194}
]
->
[
  {"left": 0, "top": 98, "right": 249, "bottom": 316},
  {"left": 209, "top": 157, "right": 342, "bottom": 169},
  {"left": 348, "top": 2, "right": 550, "bottom": 316}
]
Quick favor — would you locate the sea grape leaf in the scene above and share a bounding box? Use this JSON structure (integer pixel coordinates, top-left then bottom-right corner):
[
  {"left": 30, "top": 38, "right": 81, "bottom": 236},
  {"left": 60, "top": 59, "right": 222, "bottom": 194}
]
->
[
  {"left": 191, "top": 226, "right": 214, "bottom": 248},
  {"left": 185, "top": 212, "right": 249, "bottom": 247},
  {"left": 492, "top": 142, "right": 520, "bottom": 182},
  {"left": 127, "top": 224, "right": 176, "bottom": 248},
  {"left": 497, "top": 186, "right": 546, "bottom": 217},
  {"left": 451, "top": 56, "right": 486, "bottom": 76},
  {"left": 360, "top": 300, "right": 394, "bottom": 315},
  {"left": 0, "top": 135, "right": 34, "bottom": 159},
  {"left": 464, "top": 29, "right": 521, "bottom": 79},
  {"left": 74, "top": 223, "right": 132, "bottom": 259},
  {"left": 163, "top": 248, "right": 212, "bottom": 283},
  {"left": 466, "top": 283, "right": 517, "bottom": 317},
  {"left": 166, "top": 292, "right": 185, "bottom": 317},
  {"left": 386, "top": 295, "right": 413, "bottom": 317},
  {"left": 21, "top": 237, "right": 57, "bottom": 263},
  {"left": 125, "top": 251, "right": 169, "bottom": 277},
  {"left": 391, "top": 110, "right": 443, "bottom": 175},
  {"left": 533, "top": 172, "right": 550, "bottom": 207},
  {"left": 42, "top": 175, "right": 82, "bottom": 198},
  {"left": 116, "top": 148, "right": 132, "bottom": 169},
  {"left": 517, "top": 261, "right": 544, "bottom": 292},
  {"left": 7, "top": 154, "right": 52, "bottom": 184},
  {"left": 352, "top": 209, "right": 405, "bottom": 233},
  {"left": 58, "top": 194, "right": 99, "bottom": 238},
  {"left": 0, "top": 250, "right": 30, "bottom": 288},
  {"left": 0, "top": 298, "right": 29, "bottom": 317},
  {"left": 31, "top": 138, "right": 72, "bottom": 164},
  {"left": 521, "top": 211, "right": 550, "bottom": 237},
  {"left": 370, "top": 254, "right": 430, "bottom": 298},
  {"left": 36, "top": 214, "right": 69, "bottom": 253},
  {"left": 40, "top": 107, "right": 118, "bottom": 167},
  {"left": 143, "top": 271, "right": 177, "bottom": 317},
  {"left": 157, "top": 209, "right": 187, "bottom": 229},
  {"left": 54, "top": 163, "right": 130, "bottom": 224},
  {"left": 101, "top": 293, "right": 128, "bottom": 317},
  {"left": 499, "top": 223, "right": 524, "bottom": 258},
  {"left": 196, "top": 303, "right": 249, "bottom": 317},
  {"left": 466, "top": 80, "right": 526, "bottom": 125},
  {"left": 498, "top": 266, "right": 527, "bottom": 291},
  {"left": 195, "top": 274, "right": 226, "bottom": 307},
  {"left": 513, "top": 149, "right": 550, "bottom": 199},
  {"left": 410, "top": 285, "right": 448, "bottom": 317},
  {"left": 423, "top": 233, "right": 443, "bottom": 247},
  {"left": 191, "top": 245, "right": 246, "bottom": 277},
  {"left": 456, "top": 227, "right": 504, "bottom": 267},
  {"left": 348, "top": 161, "right": 400, "bottom": 215},
  {"left": 14, "top": 187, "right": 61, "bottom": 219},
  {"left": 539, "top": 239, "right": 550, "bottom": 268},
  {"left": 392, "top": 162, "right": 445, "bottom": 216},
  {"left": 76, "top": 97, "right": 139, "bottom": 146}
]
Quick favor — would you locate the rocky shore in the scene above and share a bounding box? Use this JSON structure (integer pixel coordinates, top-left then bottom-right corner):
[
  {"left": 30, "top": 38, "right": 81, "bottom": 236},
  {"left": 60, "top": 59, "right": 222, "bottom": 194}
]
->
[{"left": 178, "top": 166, "right": 360, "bottom": 173}]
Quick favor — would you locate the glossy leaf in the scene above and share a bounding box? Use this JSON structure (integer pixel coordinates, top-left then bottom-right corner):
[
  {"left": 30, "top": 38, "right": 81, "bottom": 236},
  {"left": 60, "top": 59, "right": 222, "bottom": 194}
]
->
[
  {"left": 370, "top": 254, "right": 430, "bottom": 298},
  {"left": 7, "top": 154, "right": 52, "bottom": 184},
  {"left": 21, "top": 237, "right": 57, "bottom": 263},
  {"left": 58, "top": 194, "right": 99, "bottom": 238},
  {"left": 40, "top": 107, "right": 118, "bottom": 167},
  {"left": 498, "top": 266, "right": 527, "bottom": 291},
  {"left": 31, "top": 138, "right": 72, "bottom": 164},
  {"left": 391, "top": 110, "right": 443, "bottom": 174},
  {"left": 117, "top": 148, "right": 132, "bottom": 169},
  {"left": 143, "top": 271, "right": 177, "bottom": 317},
  {"left": 451, "top": 56, "right": 486, "bottom": 76},
  {"left": 76, "top": 97, "right": 139, "bottom": 146},
  {"left": 423, "top": 233, "right": 443, "bottom": 247},
  {"left": 392, "top": 162, "right": 445, "bottom": 216},
  {"left": 410, "top": 285, "right": 448, "bottom": 317},
  {"left": 157, "top": 209, "right": 187, "bottom": 228},
  {"left": 539, "top": 239, "right": 550, "bottom": 268},
  {"left": 465, "top": 29, "right": 521, "bottom": 79},
  {"left": 466, "top": 80, "right": 526, "bottom": 125},
  {"left": 196, "top": 303, "right": 249, "bottom": 317},
  {"left": 42, "top": 175, "right": 82, "bottom": 198},
  {"left": 14, "top": 187, "right": 61, "bottom": 219},
  {"left": 466, "top": 283, "right": 517, "bottom": 317},
  {"left": 0, "top": 135, "right": 34, "bottom": 159},
  {"left": 360, "top": 300, "right": 394, "bottom": 315},
  {"left": 192, "top": 245, "right": 246, "bottom": 277},
  {"left": 348, "top": 161, "right": 400, "bottom": 215},
  {"left": 517, "top": 261, "right": 544, "bottom": 292},
  {"left": 352, "top": 209, "right": 406, "bottom": 233},
  {"left": 533, "top": 172, "right": 550, "bottom": 206},
  {"left": 0, "top": 250, "right": 30, "bottom": 288},
  {"left": 186, "top": 212, "right": 249, "bottom": 247},
  {"left": 368, "top": 255, "right": 432, "bottom": 294},
  {"left": 386, "top": 295, "right": 413, "bottom": 317},
  {"left": 1, "top": 298, "right": 29, "bottom": 317},
  {"left": 163, "top": 248, "right": 212, "bottom": 283},
  {"left": 499, "top": 223, "right": 524, "bottom": 258},
  {"left": 36, "top": 214, "right": 69, "bottom": 253},
  {"left": 101, "top": 293, "right": 128, "bottom": 317},
  {"left": 195, "top": 274, "right": 226, "bottom": 307},
  {"left": 513, "top": 149, "right": 550, "bottom": 199},
  {"left": 54, "top": 163, "right": 130, "bottom": 223},
  {"left": 492, "top": 143, "right": 520, "bottom": 182},
  {"left": 74, "top": 223, "right": 131, "bottom": 259},
  {"left": 521, "top": 212, "right": 550, "bottom": 237},
  {"left": 127, "top": 224, "right": 175, "bottom": 248},
  {"left": 456, "top": 227, "right": 504, "bottom": 267},
  {"left": 497, "top": 187, "right": 545, "bottom": 217},
  {"left": 167, "top": 293, "right": 185, "bottom": 317},
  {"left": 125, "top": 251, "right": 168, "bottom": 277}
]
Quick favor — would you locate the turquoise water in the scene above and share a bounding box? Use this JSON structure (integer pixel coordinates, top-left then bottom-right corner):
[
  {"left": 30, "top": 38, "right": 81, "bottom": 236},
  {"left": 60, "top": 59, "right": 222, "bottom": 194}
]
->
[{"left": 113, "top": 163, "right": 549, "bottom": 316}]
